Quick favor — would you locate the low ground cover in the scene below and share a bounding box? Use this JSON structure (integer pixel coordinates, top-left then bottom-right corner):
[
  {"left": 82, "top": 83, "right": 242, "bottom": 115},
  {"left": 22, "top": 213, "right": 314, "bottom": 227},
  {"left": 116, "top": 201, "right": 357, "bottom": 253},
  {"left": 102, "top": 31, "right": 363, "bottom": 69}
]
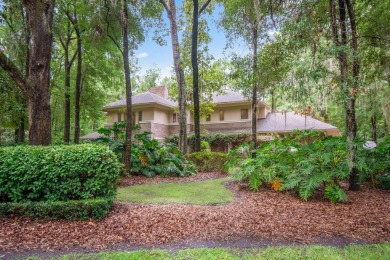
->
[
  {"left": 24, "top": 243, "right": 390, "bottom": 260},
  {"left": 116, "top": 177, "right": 233, "bottom": 205}
]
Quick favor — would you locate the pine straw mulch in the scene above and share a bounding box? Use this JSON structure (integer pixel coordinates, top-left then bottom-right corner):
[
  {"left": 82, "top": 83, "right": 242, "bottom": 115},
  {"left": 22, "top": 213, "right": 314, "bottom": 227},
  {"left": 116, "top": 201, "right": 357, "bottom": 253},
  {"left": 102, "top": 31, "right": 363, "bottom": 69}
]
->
[{"left": 0, "top": 174, "right": 389, "bottom": 254}]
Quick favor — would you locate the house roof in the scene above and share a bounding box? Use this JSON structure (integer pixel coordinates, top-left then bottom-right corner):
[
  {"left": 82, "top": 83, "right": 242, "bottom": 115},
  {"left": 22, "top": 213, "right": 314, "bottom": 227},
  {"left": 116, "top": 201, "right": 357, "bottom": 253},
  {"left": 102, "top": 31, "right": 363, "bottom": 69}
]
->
[
  {"left": 204, "top": 112, "right": 338, "bottom": 134},
  {"left": 257, "top": 112, "right": 338, "bottom": 132},
  {"left": 103, "top": 89, "right": 259, "bottom": 110},
  {"left": 212, "top": 90, "right": 248, "bottom": 103},
  {"left": 104, "top": 91, "right": 176, "bottom": 110},
  {"left": 79, "top": 132, "right": 106, "bottom": 140}
]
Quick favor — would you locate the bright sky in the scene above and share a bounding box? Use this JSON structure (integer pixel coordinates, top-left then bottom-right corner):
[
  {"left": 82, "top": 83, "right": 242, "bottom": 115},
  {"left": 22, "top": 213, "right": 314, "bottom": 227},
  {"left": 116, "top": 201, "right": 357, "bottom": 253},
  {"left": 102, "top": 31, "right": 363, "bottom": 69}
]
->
[{"left": 134, "top": 2, "right": 249, "bottom": 81}]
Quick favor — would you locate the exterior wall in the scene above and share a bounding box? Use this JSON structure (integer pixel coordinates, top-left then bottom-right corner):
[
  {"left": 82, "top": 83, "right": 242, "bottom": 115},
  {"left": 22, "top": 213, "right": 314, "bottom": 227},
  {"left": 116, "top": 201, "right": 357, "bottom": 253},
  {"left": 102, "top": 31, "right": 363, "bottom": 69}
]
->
[
  {"left": 201, "top": 121, "right": 251, "bottom": 134},
  {"left": 257, "top": 105, "right": 271, "bottom": 119},
  {"left": 154, "top": 108, "right": 170, "bottom": 124},
  {"left": 139, "top": 108, "right": 154, "bottom": 121},
  {"left": 152, "top": 122, "right": 170, "bottom": 140},
  {"left": 107, "top": 111, "right": 119, "bottom": 124},
  {"left": 201, "top": 105, "right": 252, "bottom": 122}
]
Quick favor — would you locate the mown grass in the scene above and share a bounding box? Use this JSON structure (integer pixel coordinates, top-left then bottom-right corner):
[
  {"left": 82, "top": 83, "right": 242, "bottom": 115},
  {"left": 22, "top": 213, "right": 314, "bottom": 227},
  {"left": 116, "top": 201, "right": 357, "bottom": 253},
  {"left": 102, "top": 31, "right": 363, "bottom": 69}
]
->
[
  {"left": 25, "top": 243, "right": 390, "bottom": 260},
  {"left": 116, "top": 177, "right": 233, "bottom": 205}
]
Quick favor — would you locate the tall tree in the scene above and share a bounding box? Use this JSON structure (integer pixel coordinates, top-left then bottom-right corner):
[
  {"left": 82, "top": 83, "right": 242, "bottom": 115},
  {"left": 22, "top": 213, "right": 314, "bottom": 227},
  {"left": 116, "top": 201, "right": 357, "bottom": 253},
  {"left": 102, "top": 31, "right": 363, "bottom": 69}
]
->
[
  {"left": 329, "top": 0, "right": 360, "bottom": 191},
  {"left": 219, "top": 0, "right": 282, "bottom": 149},
  {"left": 191, "top": 0, "right": 212, "bottom": 152},
  {"left": 66, "top": 4, "right": 84, "bottom": 144},
  {"left": 121, "top": 0, "right": 133, "bottom": 174},
  {"left": 55, "top": 2, "right": 78, "bottom": 143},
  {"left": 157, "top": 0, "right": 188, "bottom": 153},
  {"left": 0, "top": 0, "right": 55, "bottom": 145},
  {"left": 104, "top": 0, "right": 162, "bottom": 173}
]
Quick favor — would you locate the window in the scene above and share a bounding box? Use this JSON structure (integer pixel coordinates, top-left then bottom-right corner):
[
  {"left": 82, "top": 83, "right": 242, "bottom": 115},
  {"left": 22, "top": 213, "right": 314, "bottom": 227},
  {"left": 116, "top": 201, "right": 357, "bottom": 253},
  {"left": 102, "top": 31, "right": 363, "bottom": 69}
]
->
[
  {"left": 219, "top": 110, "right": 224, "bottom": 121},
  {"left": 138, "top": 111, "right": 143, "bottom": 122},
  {"left": 132, "top": 113, "right": 136, "bottom": 125},
  {"left": 117, "top": 113, "right": 122, "bottom": 122},
  {"left": 173, "top": 113, "right": 177, "bottom": 123},
  {"left": 206, "top": 114, "right": 211, "bottom": 121},
  {"left": 241, "top": 109, "right": 248, "bottom": 119}
]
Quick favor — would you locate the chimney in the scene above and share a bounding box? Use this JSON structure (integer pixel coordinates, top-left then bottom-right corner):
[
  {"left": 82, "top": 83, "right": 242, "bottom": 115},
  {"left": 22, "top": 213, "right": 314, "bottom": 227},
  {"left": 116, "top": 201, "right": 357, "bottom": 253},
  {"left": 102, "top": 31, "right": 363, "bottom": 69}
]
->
[{"left": 149, "top": 85, "right": 168, "bottom": 99}]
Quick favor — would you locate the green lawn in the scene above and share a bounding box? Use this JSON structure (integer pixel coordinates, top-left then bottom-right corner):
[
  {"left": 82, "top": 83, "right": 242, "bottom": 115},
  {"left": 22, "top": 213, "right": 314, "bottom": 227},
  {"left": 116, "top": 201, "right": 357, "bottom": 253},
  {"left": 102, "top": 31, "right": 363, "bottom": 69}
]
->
[
  {"left": 26, "top": 244, "right": 390, "bottom": 260},
  {"left": 116, "top": 177, "right": 234, "bottom": 205}
]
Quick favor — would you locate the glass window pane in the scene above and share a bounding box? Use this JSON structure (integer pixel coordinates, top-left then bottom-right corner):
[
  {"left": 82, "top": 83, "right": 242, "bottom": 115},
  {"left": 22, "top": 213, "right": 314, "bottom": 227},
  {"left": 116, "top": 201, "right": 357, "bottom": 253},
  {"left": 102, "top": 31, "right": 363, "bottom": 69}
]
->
[{"left": 241, "top": 109, "right": 248, "bottom": 119}]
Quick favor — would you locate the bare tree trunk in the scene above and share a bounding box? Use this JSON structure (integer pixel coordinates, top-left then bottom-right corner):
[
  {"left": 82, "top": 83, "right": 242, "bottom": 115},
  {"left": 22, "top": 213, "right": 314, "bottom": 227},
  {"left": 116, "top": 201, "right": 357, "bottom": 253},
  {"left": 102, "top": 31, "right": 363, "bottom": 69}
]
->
[
  {"left": 74, "top": 24, "right": 82, "bottom": 144},
  {"left": 0, "top": 0, "right": 55, "bottom": 145},
  {"left": 122, "top": 0, "right": 133, "bottom": 174},
  {"left": 58, "top": 21, "right": 76, "bottom": 144},
  {"left": 191, "top": 0, "right": 211, "bottom": 152},
  {"left": 159, "top": 0, "right": 188, "bottom": 154},
  {"left": 169, "top": 0, "right": 187, "bottom": 154},
  {"left": 251, "top": 25, "right": 258, "bottom": 149},
  {"left": 191, "top": 0, "right": 201, "bottom": 152},
  {"left": 330, "top": 0, "right": 360, "bottom": 191},
  {"left": 64, "top": 46, "right": 71, "bottom": 143},
  {"left": 345, "top": 0, "right": 360, "bottom": 191}
]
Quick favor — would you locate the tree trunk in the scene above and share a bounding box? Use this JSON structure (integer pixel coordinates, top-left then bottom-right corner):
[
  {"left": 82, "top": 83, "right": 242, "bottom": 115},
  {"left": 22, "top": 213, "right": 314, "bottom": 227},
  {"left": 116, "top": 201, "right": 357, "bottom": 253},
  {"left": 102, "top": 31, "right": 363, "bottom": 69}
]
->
[
  {"left": 63, "top": 31, "right": 71, "bottom": 143},
  {"left": 0, "top": 0, "right": 55, "bottom": 145},
  {"left": 191, "top": 0, "right": 201, "bottom": 152},
  {"left": 122, "top": 0, "right": 133, "bottom": 174},
  {"left": 271, "top": 90, "right": 275, "bottom": 112},
  {"left": 74, "top": 25, "right": 82, "bottom": 144},
  {"left": 166, "top": 0, "right": 187, "bottom": 154},
  {"left": 330, "top": 0, "right": 360, "bottom": 191},
  {"left": 251, "top": 25, "right": 258, "bottom": 149},
  {"left": 345, "top": 0, "right": 360, "bottom": 191}
]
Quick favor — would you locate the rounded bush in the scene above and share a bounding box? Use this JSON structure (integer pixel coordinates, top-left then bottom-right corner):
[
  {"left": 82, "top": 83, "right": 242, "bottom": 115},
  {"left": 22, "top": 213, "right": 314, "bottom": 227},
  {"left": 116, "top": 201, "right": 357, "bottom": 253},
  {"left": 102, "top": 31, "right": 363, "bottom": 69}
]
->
[{"left": 0, "top": 144, "right": 121, "bottom": 203}]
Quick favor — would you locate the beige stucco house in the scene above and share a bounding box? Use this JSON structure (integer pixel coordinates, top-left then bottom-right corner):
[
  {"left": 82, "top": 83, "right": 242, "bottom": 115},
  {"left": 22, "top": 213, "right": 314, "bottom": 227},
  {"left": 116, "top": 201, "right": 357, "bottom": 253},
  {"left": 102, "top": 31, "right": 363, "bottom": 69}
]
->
[{"left": 81, "top": 86, "right": 340, "bottom": 141}]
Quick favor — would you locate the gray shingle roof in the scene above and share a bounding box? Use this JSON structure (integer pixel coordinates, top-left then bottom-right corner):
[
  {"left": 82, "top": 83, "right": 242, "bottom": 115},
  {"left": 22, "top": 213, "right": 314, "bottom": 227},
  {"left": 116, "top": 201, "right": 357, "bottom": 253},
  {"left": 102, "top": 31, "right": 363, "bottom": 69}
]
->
[
  {"left": 212, "top": 90, "right": 248, "bottom": 103},
  {"left": 104, "top": 92, "right": 176, "bottom": 109},
  {"left": 80, "top": 132, "right": 105, "bottom": 140},
  {"left": 257, "top": 112, "right": 338, "bottom": 132},
  {"left": 105, "top": 89, "right": 254, "bottom": 109}
]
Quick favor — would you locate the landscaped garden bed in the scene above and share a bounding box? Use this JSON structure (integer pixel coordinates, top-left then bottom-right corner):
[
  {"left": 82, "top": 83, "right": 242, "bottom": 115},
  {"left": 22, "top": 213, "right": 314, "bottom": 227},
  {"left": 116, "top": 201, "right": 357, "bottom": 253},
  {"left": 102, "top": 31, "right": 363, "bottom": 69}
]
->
[{"left": 1, "top": 173, "right": 389, "bottom": 255}]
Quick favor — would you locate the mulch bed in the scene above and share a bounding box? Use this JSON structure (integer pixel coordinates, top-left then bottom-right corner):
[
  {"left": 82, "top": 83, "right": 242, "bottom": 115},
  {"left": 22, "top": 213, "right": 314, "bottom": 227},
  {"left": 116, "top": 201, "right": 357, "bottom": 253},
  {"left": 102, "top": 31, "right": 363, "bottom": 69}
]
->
[{"left": 1, "top": 173, "right": 389, "bottom": 255}]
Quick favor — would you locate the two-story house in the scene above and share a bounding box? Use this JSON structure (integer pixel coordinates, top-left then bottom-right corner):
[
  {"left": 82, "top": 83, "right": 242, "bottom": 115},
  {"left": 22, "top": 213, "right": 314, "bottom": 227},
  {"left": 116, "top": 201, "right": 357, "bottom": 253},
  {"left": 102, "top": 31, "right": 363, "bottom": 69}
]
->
[{"left": 81, "top": 86, "right": 340, "bottom": 141}]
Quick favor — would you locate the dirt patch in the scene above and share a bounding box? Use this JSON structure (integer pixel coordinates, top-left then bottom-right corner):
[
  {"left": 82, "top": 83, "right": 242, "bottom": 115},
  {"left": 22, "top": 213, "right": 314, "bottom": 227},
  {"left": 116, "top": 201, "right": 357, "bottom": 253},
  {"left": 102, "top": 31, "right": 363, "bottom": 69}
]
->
[{"left": 0, "top": 177, "right": 389, "bottom": 257}]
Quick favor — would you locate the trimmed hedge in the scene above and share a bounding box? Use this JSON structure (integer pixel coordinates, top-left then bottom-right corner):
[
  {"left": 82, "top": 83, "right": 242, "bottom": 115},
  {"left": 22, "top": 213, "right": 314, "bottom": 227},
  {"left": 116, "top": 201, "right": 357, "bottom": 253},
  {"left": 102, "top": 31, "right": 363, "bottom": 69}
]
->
[
  {"left": 186, "top": 151, "right": 227, "bottom": 173},
  {"left": 0, "top": 144, "right": 121, "bottom": 203},
  {"left": 0, "top": 198, "right": 113, "bottom": 221}
]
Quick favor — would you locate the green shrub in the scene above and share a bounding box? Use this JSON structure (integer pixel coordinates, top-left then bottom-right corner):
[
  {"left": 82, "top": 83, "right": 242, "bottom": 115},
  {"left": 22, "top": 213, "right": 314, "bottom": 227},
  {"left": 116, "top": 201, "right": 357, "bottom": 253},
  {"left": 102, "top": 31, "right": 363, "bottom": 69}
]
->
[
  {"left": 131, "top": 131, "right": 196, "bottom": 177},
  {"left": 201, "top": 140, "right": 211, "bottom": 151},
  {"left": 0, "top": 144, "right": 121, "bottom": 203},
  {"left": 95, "top": 122, "right": 196, "bottom": 177},
  {"left": 186, "top": 151, "right": 227, "bottom": 173},
  {"left": 0, "top": 198, "right": 113, "bottom": 221},
  {"left": 359, "top": 136, "right": 390, "bottom": 189},
  {"left": 225, "top": 130, "right": 350, "bottom": 203},
  {"left": 165, "top": 133, "right": 250, "bottom": 147}
]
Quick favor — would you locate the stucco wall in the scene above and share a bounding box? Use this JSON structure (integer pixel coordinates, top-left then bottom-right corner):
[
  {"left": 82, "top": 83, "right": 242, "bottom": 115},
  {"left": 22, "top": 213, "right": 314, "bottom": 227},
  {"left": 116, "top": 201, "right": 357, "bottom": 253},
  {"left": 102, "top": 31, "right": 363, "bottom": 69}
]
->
[
  {"left": 154, "top": 108, "right": 170, "bottom": 124},
  {"left": 201, "top": 105, "right": 252, "bottom": 122},
  {"left": 202, "top": 121, "right": 251, "bottom": 134}
]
